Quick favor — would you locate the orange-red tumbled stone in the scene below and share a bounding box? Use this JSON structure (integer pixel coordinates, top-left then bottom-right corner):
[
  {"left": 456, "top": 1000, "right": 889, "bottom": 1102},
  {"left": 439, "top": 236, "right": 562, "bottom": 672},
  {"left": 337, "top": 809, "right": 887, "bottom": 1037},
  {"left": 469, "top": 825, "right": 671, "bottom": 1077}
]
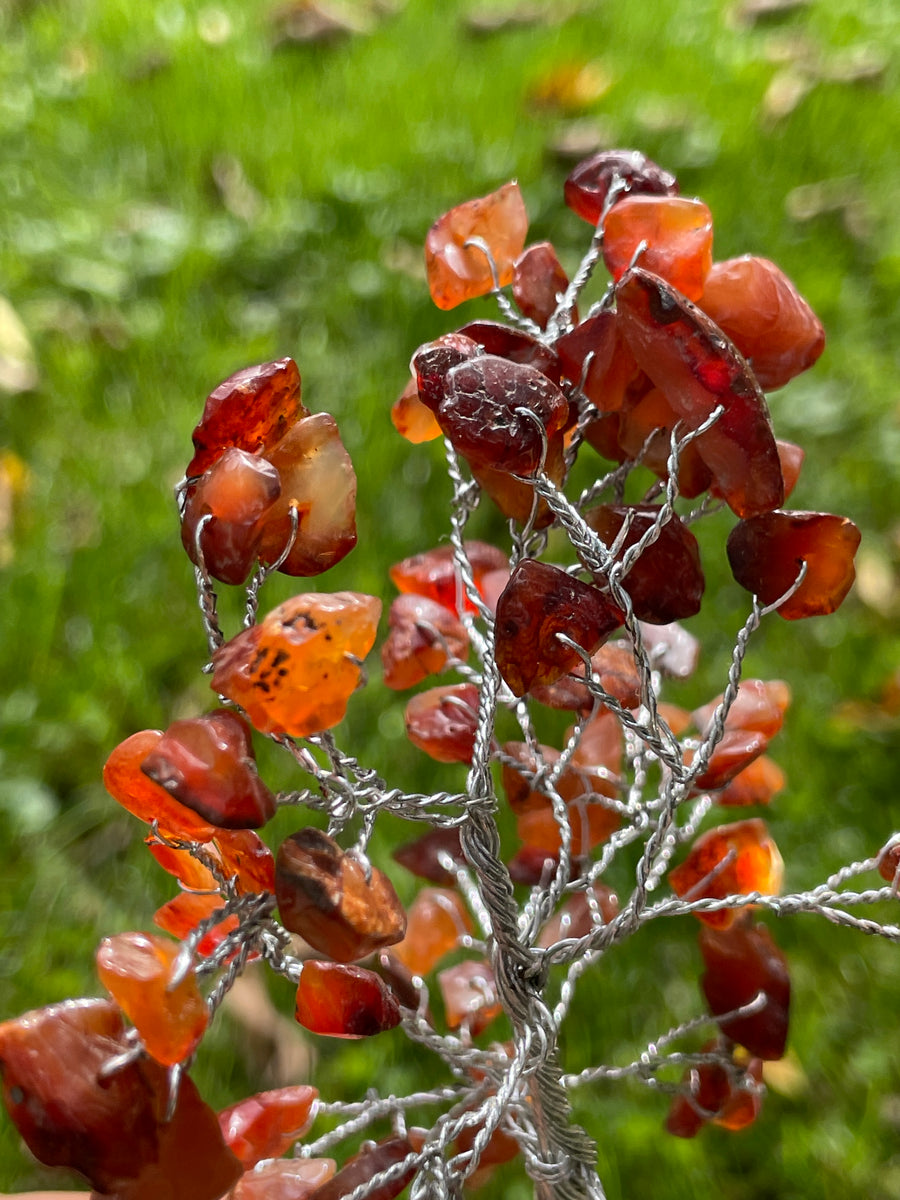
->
[
  {"left": 438, "top": 959, "right": 502, "bottom": 1035},
  {"left": 603, "top": 195, "right": 713, "bottom": 301},
  {"left": 211, "top": 591, "right": 381, "bottom": 737},
  {"left": 96, "top": 930, "right": 208, "bottom": 1066},
  {"left": 666, "top": 1045, "right": 764, "bottom": 1137},
  {"left": 512, "top": 240, "right": 571, "bottom": 328},
  {"left": 391, "top": 375, "right": 443, "bottom": 443},
  {"left": 309, "top": 1134, "right": 420, "bottom": 1200},
  {"left": 693, "top": 678, "right": 791, "bottom": 740},
  {"left": 404, "top": 682, "right": 480, "bottom": 764},
  {"left": 275, "top": 827, "right": 406, "bottom": 963},
  {"left": 390, "top": 887, "right": 474, "bottom": 976},
  {"left": 187, "top": 357, "right": 307, "bottom": 479},
  {"left": 716, "top": 755, "right": 786, "bottom": 808},
  {"left": 381, "top": 593, "right": 470, "bottom": 690},
  {"left": 154, "top": 891, "right": 239, "bottom": 958},
  {"left": 726, "top": 510, "right": 861, "bottom": 619},
  {"left": 564, "top": 149, "right": 678, "bottom": 226},
  {"left": 104, "top": 729, "right": 218, "bottom": 842},
  {"left": 228, "top": 1158, "right": 336, "bottom": 1200},
  {"left": 699, "top": 920, "right": 790, "bottom": 1059},
  {"left": 494, "top": 559, "right": 623, "bottom": 697},
  {"left": 390, "top": 540, "right": 508, "bottom": 616},
  {"left": 425, "top": 181, "right": 528, "bottom": 310},
  {"left": 218, "top": 1085, "right": 319, "bottom": 1167},
  {"left": 294, "top": 961, "right": 402, "bottom": 1038},
  {"left": 669, "top": 818, "right": 783, "bottom": 929}
]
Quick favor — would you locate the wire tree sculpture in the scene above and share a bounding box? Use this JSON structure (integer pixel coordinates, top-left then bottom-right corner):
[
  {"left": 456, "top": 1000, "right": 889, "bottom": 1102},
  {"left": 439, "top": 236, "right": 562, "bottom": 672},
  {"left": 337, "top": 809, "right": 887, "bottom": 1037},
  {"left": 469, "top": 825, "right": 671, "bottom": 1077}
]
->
[{"left": 2, "top": 149, "right": 896, "bottom": 1200}]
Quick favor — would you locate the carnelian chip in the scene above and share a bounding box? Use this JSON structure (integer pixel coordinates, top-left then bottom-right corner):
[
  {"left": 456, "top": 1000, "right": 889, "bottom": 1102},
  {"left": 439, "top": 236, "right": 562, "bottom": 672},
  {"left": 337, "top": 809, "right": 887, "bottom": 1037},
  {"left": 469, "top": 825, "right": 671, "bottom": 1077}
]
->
[
  {"left": 717, "top": 755, "right": 786, "bottom": 807},
  {"left": 257, "top": 411, "right": 358, "bottom": 576},
  {"left": 154, "top": 892, "right": 239, "bottom": 957},
  {"left": 218, "top": 1085, "right": 319, "bottom": 1166},
  {"left": 211, "top": 591, "right": 381, "bottom": 737},
  {"left": 381, "top": 593, "right": 469, "bottom": 690},
  {"left": 688, "top": 728, "right": 770, "bottom": 793},
  {"left": 616, "top": 267, "right": 784, "bottom": 518},
  {"left": 310, "top": 1134, "right": 419, "bottom": 1200},
  {"left": 96, "top": 931, "right": 208, "bottom": 1066},
  {"left": 564, "top": 149, "right": 678, "bottom": 226},
  {"left": 392, "top": 826, "right": 466, "bottom": 885},
  {"left": 616, "top": 384, "right": 713, "bottom": 497},
  {"left": 390, "top": 887, "right": 473, "bottom": 976},
  {"left": 411, "top": 332, "right": 482, "bottom": 411},
  {"left": 494, "top": 559, "right": 623, "bottom": 697},
  {"left": 512, "top": 240, "right": 571, "bottom": 328},
  {"left": 294, "top": 961, "right": 401, "bottom": 1038},
  {"left": 425, "top": 181, "right": 528, "bottom": 310},
  {"left": 275, "top": 827, "right": 406, "bottom": 963},
  {"left": 530, "top": 641, "right": 640, "bottom": 713},
  {"left": 405, "top": 682, "right": 480, "bottom": 764},
  {"left": 537, "top": 882, "right": 619, "bottom": 947},
  {"left": 471, "top": 430, "right": 566, "bottom": 528},
  {"left": 438, "top": 959, "right": 502, "bottom": 1035},
  {"left": 666, "top": 1044, "right": 763, "bottom": 1137},
  {"left": 699, "top": 920, "right": 790, "bottom": 1059},
  {"left": 669, "top": 818, "right": 783, "bottom": 929},
  {"left": 181, "top": 448, "right": 281, "bottom": 585},
  {"left": 390, "top": 540, "right": 508, "bottom": 616},
  {"left": 228, "top": 1157, "right": 336, "bottom": 1200},
  {"left": 693, "top": 679, "right": 791, "bottom": 740},
  {"left": 141, "top": 709, "right": 277, "bottom": 830},
  {"left": 726, "top": 510, "right": 861, "bottom": 619},
  {"left": 699, "top": 255, "right": 824, "bottom": 389},
  {"left": 392, "top": 375, "right": 443, "bottom": 443},
  {"left": 516, "top": 798, "right": 620, "bottom": 858},
  {"left": 603, "top": 195, "right": 713, "bottom": 301},
  {"left": 104, "top": 729, "right": 218, "bottom": 842},
  {"left": 187, "top": 357, "right": 306, "bottom": 478},
  {"left": 456, "top": 318, "right": 564, "bottom": 382}
]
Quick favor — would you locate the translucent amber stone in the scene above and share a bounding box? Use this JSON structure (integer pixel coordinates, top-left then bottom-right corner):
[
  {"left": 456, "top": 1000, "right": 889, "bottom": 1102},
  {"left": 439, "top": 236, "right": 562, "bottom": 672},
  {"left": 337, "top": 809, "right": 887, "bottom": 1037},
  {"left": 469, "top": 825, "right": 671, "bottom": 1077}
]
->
[
  {"left": 564, "top": 149, "right": 678, "bottom": 226},
  {"left": 603, "top": 195, "right": 713, "bottom": 301},
  {"left": 471, "top": 429, "right": 566, "bottom": 528},
  {"left": 0, "top": 999, "right": 241, "bottom": 1198},
  {"left": 391, "top": 376, "right": 443, "bottom": 443},
  {"left": 390, "top": 540, "right": 508, "bottom": 616},
  {"left": 218, "top": 1085, "right": 318, "bottom": 1166},
  {"left": 150, "top": 827, "right": 275, "bottom": 894},
  {"left": 181, "top": 448, "right": 281, "bottom": 585},
  {"left": 615, "top": 385, "right": 713, "bottom": 497},
  {"left": 517, "top": 797, "right": 620, "bottom": 858},
  {"left": 390, "top": 887, "right": 473, "bottom": 976},
  {"left": 437, "top": 354, "right": 569, "bottom": 475},
  {"left": 381, "top": 594, "right": 469, "bottom": 690},
  {"left": 537, "top": 882, "right": 619, "bottom": 947},
  {"left": 257, "top": 412, "right": 358, "bottom": 576},
  {"left": 571, "top": 707, "right": 625, "bottom": 775},
  {"left": 529, "top": 641, "right": 640, "bottom": 713},
  {"left": 404, "top": 682, "right": 480, "bottom": 764},
  {"left": 96, "top": 931, "right": 208, "bottom": 1066},
  {"left": 508, "top": 844, "right": 558, "bottom": 885},
  {"left": 211, "top": 591, "right": 381, "bottom": 737},
  {"left": 693, "top": 679, "right": 791, "bottom": 739},
  {"left": 104, "top": 729, "right": 218, "bottom": 842},
  {"left": 310, "top": 1134, "right": 419, "bottom": 1200},
  {"left": 425, "top": 181, "right": 528, "bottom": 310},
  {"left": 392, "top": 826, "right": 466, "bottom": 884},
  {"left": 501, "top": 740, "right": 617, "bottom": 812},
  {"left": 699, "top": 920, "right": 790, "bottom": 1059},
  {"left": 726, "top": 510, "right": 861, "bottom": 619},
  {"left": 699, "top": 256, "right": 825, "bottom": 389},
  {"left": 717, "top": 755, "right": 785, "bottom": 807},
  {"left": 187, "top": 357, "right": 306, "bottom": 479},
  {"left": 456, "top": 319, "right": 564, "bottom": 383},
  {"left": 147, "top": 839, "right": 220, "bottom": 891},
  {"left": 411, "top": 333, "right": 482, "bottom": 411},
  {"left": 494, "top": 559, "right": 623, "bottom": 697},
  {"left": 438, "top": 959, "right": 502, "bottom": 1035},
  {"left": 616, "top": 267, "right": 784, "bottom": 518},
  {"left": 777, "top": 439, "right": 805, "bottom": 499},
  {"left": 141, "top": 710, "right": 277, "bottom": 830},
  {"left": 512, "top": 241, "right": 571, "bottom": 328},
  {"left": 584, "top": 504, "right": 705, "bottom": 624},
  {"left": 666, "top": 1046, "right": 763, "bottom": 1137},
  {"left": 228, "top": 1157, "right": 336, "bottom": 1200},
  {"left": 688, "top": 729, "right": 770, "bottom": 793},
  {"left": 275, "top": 827, "right": 406, "bottom": 963},
  {"left": 294, "top": 961, "right": 402, "bottom": 1038},
  {"left": 154, "top": 892, "right": 239, "bottom": 957},
  {"left": 669, "top": 818, "right": 783, "bottom": 929}
]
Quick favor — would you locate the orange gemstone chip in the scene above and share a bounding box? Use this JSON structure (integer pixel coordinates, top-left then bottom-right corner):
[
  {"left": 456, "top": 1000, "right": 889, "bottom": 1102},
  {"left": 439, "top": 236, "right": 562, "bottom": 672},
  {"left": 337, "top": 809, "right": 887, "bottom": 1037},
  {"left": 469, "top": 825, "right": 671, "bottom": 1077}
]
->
[{"left": 669, "top": 818, "right": 783, "bottom": 929}]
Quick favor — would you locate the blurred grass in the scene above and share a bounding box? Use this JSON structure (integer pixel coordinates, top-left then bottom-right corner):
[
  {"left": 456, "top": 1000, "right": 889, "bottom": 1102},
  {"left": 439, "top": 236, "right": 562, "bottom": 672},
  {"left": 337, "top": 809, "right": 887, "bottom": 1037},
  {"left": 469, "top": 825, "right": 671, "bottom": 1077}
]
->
[{"left": 1, "top": 0, "right": 899, "bottom": 1194}]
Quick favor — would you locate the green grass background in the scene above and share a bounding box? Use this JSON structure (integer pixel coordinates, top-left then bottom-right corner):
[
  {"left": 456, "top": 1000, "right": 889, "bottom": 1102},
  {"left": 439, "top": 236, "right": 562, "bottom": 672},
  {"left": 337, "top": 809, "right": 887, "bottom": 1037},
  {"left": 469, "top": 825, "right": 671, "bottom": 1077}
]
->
[{"left": 1, "top": 0, "right": 899, "bottom": 1194}]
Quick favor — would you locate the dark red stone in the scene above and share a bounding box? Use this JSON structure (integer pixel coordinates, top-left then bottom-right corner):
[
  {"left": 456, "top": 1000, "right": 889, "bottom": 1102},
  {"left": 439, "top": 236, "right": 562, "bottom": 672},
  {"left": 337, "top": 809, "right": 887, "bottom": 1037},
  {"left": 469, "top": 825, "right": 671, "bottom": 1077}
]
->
[
  {"left": 309, "top": 1134, "right": 419, "bottom": 1200},
  {"left": 294, "top": 961, "right": 402, "bottom": 1038},
  {"left": 392, "top": 826, "right": 466, "bottom": 884},
  {"left": 405, "top": 682, "right": 480, "bottom": 764},
  {"left": 389, "top": 540, "right": 508, "bottom": 617},
  {"left": 512, "top": 241, "right": 571, "bottom": 328},
  {"left": 381, "top": 594, "right": 470, "bottom": 690},
  {"left": 699, "top": 920, "right": 791, "bottom": 1059},
  {"left": 564, "top": 149, "right": 678, "bottom": 226},
  {"left": 457, "top": 319, "right": 564, "bottom": 384},
  {"left": 411, "top": 333, "right": 482, "bottom": 411}
]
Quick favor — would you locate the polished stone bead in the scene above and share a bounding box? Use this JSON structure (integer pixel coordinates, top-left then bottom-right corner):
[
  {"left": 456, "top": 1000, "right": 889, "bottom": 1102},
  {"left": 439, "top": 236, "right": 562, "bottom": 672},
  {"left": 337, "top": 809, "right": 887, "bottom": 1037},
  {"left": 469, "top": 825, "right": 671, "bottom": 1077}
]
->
[
  {"left": 218, "top": 1085, "right": 318, "bottom": 1166},
  {"left": 187, "top": 357, "right": 307, "bottom": 479},
  {"left": 494, "top": 559, "right": 623, "bottom": 697},
  {"left": 669, "top": 818, "right": 783, "bottom": 929},
  {"left": 211, "top": 592, "right": 381, "bottom": 737},
  {"left": 294, "top": 961, "right": 402, "bottom": 1038},
  {"left": 104, "top": 729, "right": 218, "bottom": 842},
  {"left": 275, "top": 828, "right": 406, "bottom": 963},
  {"left": 390, "top": 540, "right": 508, "bottom": 616},
  {"left": 700, "top": 920, "right": 791, "bottom": 1059},
  {"left": 96, "top": 931, "right": 208, "bottom": 1066},
  {"left": 381, "top": 594, "right": 469, "bottom": 690},
  {"left": 404, "top": 682, "right": 480, "bottom": 764},
  {"left": 425, "top": 181, "right": 528, "bottom": 310},
  {"left": 564, "top": 149, "right": 678, "bottom": 226},
  {"left": 411, "top": 333, "right": 482, "bottom": 411},
  {"left": 512, "top": 240, "right": 571, "bottom": 328},
  {"left": 584, "top": 504, "right": 705, "bottom": 624},
  {"left": 616, "top": 267, "right": 784, "bottom": 518},
  {"left": 181, "top": 448, "right": 281, "bottom": 585},
  {"left": 603, "top": 195, "right": 713, "bottom": 301},
  {"left": 141, "top": 709, "right": 277, "bottom": 830},
  {"left": 227, "top": 1157, "right": 335, "bottom": 1200},
  {"left": 699, "top": 255, "right": 825, "bottom": 389},
  {"left": 726, "top": 510, "right": 861, "bottom": 619},
  {"left": 390, "top": 887, "right": 473, "bottom": 976}
]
